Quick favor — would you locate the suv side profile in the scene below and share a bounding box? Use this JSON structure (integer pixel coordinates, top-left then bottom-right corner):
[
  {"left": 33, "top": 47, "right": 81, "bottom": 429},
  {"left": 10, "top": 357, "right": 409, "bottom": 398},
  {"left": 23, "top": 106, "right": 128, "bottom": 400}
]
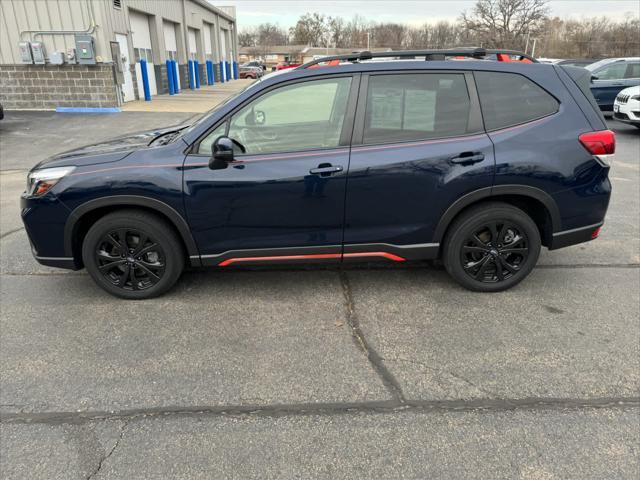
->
[
  {"left": 21, "top": 49, "right": 614, "bottom": 299},
  {"left": 586, "top": 57, "right": 640, "bottom": 113}
]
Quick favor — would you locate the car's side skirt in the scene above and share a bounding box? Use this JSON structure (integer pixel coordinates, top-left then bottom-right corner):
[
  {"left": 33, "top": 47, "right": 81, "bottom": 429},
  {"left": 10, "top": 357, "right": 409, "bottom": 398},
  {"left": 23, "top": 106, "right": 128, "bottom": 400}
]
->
[{"left": 194, "top": 243, "right": 440, "bottom": 267}]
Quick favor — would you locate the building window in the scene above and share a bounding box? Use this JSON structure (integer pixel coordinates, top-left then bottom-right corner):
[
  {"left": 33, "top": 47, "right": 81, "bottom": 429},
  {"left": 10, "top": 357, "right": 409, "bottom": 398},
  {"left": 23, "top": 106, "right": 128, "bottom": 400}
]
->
[
  {"left": 134, "top": 48, "right": 153, "bottom": 62},
  {"left": 166, "top": 50, "right": 177, "bottom": 61}
]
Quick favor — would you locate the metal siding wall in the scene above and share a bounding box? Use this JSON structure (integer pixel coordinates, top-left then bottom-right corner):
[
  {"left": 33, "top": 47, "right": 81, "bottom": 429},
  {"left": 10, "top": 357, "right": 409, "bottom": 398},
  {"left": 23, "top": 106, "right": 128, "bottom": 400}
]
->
[
  {"left": 0, "top": 0, "right": 236, "bottom": 66},
  {"left": 0, "top": 0, "right": 100, "bottom": 64}
]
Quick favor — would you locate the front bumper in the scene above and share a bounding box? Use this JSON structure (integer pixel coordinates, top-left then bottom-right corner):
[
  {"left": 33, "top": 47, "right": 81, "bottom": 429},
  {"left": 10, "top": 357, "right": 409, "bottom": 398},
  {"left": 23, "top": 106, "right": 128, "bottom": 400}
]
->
[
  {"left": 21, "top": 192, "right": 80, "bottom": 270},
  {"left": 613, "top": 99, "right": 640, "bottom": 125}
]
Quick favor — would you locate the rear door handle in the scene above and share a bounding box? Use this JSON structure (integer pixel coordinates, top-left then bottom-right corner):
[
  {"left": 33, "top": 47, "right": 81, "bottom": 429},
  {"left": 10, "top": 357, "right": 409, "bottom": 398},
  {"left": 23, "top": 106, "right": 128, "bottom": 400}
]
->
[
  {"left": 450, "top": 152, "right": 485, "bottom": 165},
  {"left": 309, "top": 164, "right": 343, "bottom": 176}
]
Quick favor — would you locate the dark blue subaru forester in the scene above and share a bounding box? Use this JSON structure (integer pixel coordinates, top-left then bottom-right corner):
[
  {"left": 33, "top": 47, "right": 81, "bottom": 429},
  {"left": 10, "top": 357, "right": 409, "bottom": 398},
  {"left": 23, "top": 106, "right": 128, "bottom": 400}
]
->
[{"left": 21, "top": 49, "right": 615, "bottom": 299}]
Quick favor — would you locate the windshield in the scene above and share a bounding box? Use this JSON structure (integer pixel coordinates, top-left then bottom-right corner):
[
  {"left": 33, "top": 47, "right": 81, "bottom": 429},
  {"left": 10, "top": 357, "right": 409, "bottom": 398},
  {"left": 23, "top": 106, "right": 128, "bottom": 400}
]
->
[
  {"left": 175, "top": 82, "right": 258, "bottom": 139},
  {"left": 174, "top": 70, "right": 297, "bottom": 140}
]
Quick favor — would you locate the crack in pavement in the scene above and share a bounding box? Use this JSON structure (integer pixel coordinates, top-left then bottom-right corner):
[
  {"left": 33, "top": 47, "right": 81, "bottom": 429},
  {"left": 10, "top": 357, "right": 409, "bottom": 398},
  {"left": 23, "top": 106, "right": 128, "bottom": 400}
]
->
[
  {"left": 0, "top": 226, "right": 24, "bottom": 240},
  {"left": 339, "top": 270, "right": 406, "bottom": 403},
  {"left": 86, "top": 420, "right": 128, "bottom": 480},
  {"left": 383, "top": 356, "right": 498, "bottom": 397},
  {"left": 1, "top": 397, "right": 637, "bottom": 426}
]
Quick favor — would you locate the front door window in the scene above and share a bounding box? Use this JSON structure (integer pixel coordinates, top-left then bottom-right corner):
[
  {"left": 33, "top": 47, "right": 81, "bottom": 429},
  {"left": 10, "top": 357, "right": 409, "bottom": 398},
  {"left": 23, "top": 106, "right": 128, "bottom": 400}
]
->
[{"left": 227, "top": 77, "right": 352, "bottom": 155}]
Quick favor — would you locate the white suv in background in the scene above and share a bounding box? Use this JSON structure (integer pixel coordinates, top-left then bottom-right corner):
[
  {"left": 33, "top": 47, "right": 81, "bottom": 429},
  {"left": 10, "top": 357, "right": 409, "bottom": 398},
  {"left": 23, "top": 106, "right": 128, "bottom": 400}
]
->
[{"left": 613, "top": 86, "right": 640, "bottom": 128}]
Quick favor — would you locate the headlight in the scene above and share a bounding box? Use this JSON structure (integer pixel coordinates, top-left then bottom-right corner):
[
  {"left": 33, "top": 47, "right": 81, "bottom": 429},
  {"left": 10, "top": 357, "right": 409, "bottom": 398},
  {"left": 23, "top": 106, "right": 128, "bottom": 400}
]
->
[
  {"left": 26, "top": 166, "right": 75, "bottom": 196},
  {"left": 631, "top": 95, "right": 640, "bottom": 101}
]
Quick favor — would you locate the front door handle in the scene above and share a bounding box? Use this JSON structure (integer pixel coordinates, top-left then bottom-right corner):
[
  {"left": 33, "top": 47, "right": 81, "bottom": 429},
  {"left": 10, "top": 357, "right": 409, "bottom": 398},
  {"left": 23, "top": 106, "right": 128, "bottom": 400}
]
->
[
  {"left": 450, "top": 152, "right": 485, "bottom": 165},
  {"left": 309, "top": 164, "right": 343, "bottom": 176}
]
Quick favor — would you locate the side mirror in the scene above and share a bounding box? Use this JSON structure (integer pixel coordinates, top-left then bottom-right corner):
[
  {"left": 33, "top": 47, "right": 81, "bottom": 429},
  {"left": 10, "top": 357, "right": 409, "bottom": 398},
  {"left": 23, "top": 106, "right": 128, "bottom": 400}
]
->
[
  {"left": 590, "top": 74, "right": 599, "bottom": 82},
  {"left": 209, "top": 136, "right": 246, "bottom": 170}
]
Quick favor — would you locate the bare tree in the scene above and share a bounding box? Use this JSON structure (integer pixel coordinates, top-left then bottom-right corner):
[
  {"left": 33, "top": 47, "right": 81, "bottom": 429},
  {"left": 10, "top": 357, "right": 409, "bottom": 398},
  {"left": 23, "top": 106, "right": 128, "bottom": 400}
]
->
[
  {"left": 278, "top": 8, "right": 638, "bottom": 58},
  {"left": 238, "top": 29, "right": 257, "bottom": 47},
  {"left": 254, "top": 23, "right": 289, "bottom": 57},
  {"left": 328, "top": 16, "right": 348, "bottom": 48},
  {"left": 372, "top": 23, "right": 406, "bottom": 49},
  {"left": 290, "top": 13, "right": 329, "bottom": 46},
  {"left": 460, "top": 0, "right": 550, "bottom": 49}
]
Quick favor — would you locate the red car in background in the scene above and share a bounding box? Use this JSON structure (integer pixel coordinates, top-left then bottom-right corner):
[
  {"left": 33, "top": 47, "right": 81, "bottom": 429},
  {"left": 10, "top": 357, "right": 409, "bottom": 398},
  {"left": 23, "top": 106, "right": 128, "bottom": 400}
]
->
[{"left": 275, "top": 61, "right": 301, "bottom": 71}]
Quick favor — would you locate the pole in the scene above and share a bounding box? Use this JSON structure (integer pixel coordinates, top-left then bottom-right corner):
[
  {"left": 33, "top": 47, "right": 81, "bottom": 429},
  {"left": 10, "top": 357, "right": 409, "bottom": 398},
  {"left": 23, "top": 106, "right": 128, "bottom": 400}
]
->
[
  {"left": 172, "top": 60, "right": 180, "bottom": 93},
  {"left": 531, "top": 38, "right": 537, "bottom": 58},
  {"left": 140, "top": 59, "right": 151, "bottom": 101},
  {"left": 188, "top": 59, "right": 194, "bottom": 89},
  {"left": 166, "top": 59, "right": 175, "bottom": 95}
]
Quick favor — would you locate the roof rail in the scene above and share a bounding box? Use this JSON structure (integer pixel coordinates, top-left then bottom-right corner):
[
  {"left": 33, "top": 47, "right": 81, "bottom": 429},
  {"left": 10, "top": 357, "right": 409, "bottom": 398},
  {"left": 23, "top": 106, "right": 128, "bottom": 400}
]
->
[{"left": 297, "top": 48, "right": 537, "bottom": 69}]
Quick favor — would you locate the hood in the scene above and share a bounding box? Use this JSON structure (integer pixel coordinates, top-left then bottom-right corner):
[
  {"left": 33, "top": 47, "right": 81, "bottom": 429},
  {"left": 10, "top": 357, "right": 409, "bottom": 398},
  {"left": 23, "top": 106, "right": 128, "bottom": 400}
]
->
[
  {"left": 32, "top": 124, "right": 189, "bottom": 170},
  {"left": 619, "top": 85, "right": 640, "bottom": 96}
]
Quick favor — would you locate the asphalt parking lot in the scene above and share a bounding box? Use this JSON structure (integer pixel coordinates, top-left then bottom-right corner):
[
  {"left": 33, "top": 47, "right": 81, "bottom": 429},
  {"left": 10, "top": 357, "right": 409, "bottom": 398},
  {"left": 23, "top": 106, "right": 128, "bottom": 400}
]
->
[{"left": 0, "top": 111, "right": 638, "bottom": 478}]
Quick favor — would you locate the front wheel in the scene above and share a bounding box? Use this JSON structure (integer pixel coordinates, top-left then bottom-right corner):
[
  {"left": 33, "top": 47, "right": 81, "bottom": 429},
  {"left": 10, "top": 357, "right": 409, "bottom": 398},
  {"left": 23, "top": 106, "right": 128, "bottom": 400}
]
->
[
  {"left": 443, "top": 202, "right": 541, "bottom": 292},
  {"left": 82, "top": 210, "right": 184, "bottom": 299}
]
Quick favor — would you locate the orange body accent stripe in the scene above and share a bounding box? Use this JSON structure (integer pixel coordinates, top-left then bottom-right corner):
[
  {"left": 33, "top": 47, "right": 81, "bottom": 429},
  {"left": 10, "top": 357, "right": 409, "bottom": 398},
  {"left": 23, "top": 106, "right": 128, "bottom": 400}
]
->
[
  {"left": 217, "top": 251, "right": 406, "bottom": 267},
  {"left": 218, "top": 253, "right": 341, "bottom": 267}
]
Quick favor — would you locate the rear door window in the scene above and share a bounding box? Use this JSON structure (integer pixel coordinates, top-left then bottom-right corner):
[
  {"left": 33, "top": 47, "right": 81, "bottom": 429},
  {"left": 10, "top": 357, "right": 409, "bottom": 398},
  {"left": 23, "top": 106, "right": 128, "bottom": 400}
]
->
[
  {"left": 475, "top": 71, "right": 559, "bottom": 131},
  {"left": 625, "top": 62, "right": 640, "bottom": 79},
  {"left": 362, "top": 73, "right": 472, "bottom": 144},
  {"left": 594, "top": 62, "right": 627, "bottom": 80}
]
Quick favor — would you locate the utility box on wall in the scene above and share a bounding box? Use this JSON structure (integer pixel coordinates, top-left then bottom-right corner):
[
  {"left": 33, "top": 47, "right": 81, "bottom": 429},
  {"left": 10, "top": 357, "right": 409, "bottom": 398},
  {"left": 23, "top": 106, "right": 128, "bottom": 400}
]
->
[
  {"left": 75, "top": 34, "right": 96, "bottom": 64},
  {"left": 30, "top": 42, "right": 46, "bottom": 64},
  {"left": 18, "top": 42, "right": 33, "bottom": 63},
  {"left": 49, "top": 51, "right": 65, "bottom": 65}
]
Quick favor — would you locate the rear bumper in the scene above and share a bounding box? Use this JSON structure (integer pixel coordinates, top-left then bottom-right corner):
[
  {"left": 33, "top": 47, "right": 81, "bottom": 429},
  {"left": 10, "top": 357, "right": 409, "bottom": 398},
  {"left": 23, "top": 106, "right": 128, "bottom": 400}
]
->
[{"left": 548, "top": 222, "right": 603, "bottom": 250}]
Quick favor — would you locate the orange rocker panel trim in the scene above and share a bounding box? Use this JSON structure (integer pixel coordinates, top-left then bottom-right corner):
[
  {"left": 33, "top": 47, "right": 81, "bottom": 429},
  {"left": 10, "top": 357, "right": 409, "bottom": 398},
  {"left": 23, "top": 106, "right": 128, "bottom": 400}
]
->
[{"left": 217, "top": 252, "right": 406, "bottom": 267}]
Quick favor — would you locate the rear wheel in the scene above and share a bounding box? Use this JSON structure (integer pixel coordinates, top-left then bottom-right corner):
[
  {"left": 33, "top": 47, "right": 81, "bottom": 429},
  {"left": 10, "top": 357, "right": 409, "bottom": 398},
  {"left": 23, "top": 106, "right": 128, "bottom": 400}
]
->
[
  {"left": 82, "top": 210, "right": 184, "bottom": 299},
  {"left": 443, "top": 202, "right": 541, "bottom": 292}
]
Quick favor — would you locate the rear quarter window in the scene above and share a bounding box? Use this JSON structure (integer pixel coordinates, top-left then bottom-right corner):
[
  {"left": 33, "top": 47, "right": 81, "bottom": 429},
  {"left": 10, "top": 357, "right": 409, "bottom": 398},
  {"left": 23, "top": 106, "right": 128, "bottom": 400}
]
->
[{"left": 474, "top": 71, "right": 559, "bottom": 131}]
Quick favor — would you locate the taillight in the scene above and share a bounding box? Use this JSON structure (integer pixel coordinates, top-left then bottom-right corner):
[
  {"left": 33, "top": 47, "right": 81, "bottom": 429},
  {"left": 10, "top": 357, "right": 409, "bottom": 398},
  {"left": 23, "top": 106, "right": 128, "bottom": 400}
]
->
[{"left": 579, "top": 130, "right": 616, "bottom": 156}]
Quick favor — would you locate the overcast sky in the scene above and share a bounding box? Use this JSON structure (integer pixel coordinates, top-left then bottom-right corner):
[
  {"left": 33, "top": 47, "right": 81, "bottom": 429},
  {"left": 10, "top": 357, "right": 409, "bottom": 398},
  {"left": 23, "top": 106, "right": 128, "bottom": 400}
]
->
[{"left": 215, "top": 0, "right": 639, "bottom": 28}]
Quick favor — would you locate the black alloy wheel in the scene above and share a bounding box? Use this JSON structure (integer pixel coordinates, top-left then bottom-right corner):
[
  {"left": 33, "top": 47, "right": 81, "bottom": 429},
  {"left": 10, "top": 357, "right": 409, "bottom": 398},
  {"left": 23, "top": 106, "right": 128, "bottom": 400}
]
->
[
  {"left": 96, "top": 228, "right": 166, "bottom": 291},
  {"left": 82, "top": 210, "right": 184, "bottom": 299},
  {"left": 460, "top": 221, "right": 529, "bottom": 283},
  {"left": 443, "top": 202, "right": 541, "bottom": 292}
]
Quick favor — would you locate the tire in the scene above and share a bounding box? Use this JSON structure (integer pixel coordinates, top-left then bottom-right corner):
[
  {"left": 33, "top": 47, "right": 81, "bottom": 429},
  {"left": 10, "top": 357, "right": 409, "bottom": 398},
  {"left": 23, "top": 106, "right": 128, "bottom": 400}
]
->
[
  {"left": 82, "top": 210, "right": 184, "bottom": 299},
  {"left": 443, "top": 202, "right": 541, "bottom": 292}
]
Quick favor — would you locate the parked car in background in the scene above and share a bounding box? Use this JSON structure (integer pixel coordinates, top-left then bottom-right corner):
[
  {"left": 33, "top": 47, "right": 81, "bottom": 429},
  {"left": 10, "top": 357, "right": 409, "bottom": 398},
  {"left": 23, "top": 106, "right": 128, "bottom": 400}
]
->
[
  {"left": 239, "top": 65, "right": 263, "bottom": 79},
  {"left": 275, "top": 61, "right": 301, "bottom": 71},
  {"left": 556, "top": 59, "right": 599, "bottom": 68},
  {"left": 241, "top": 61, "right": 265, "bottom": 71},
  {"left": 586, "top": 57, "right": 640, "bottom": 113},
  {"left": 20, "top": 48, "right": 614, "bottom": 299},
  {"left": 613, "top": 85, "right": 640, "bottom": 128}
]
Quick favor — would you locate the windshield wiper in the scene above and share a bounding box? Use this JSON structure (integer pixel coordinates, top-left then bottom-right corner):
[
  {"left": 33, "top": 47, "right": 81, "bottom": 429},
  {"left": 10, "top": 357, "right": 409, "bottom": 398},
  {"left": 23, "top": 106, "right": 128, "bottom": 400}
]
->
[{"left": 149, "top": 127, "right": 188, "bottom": 146}]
